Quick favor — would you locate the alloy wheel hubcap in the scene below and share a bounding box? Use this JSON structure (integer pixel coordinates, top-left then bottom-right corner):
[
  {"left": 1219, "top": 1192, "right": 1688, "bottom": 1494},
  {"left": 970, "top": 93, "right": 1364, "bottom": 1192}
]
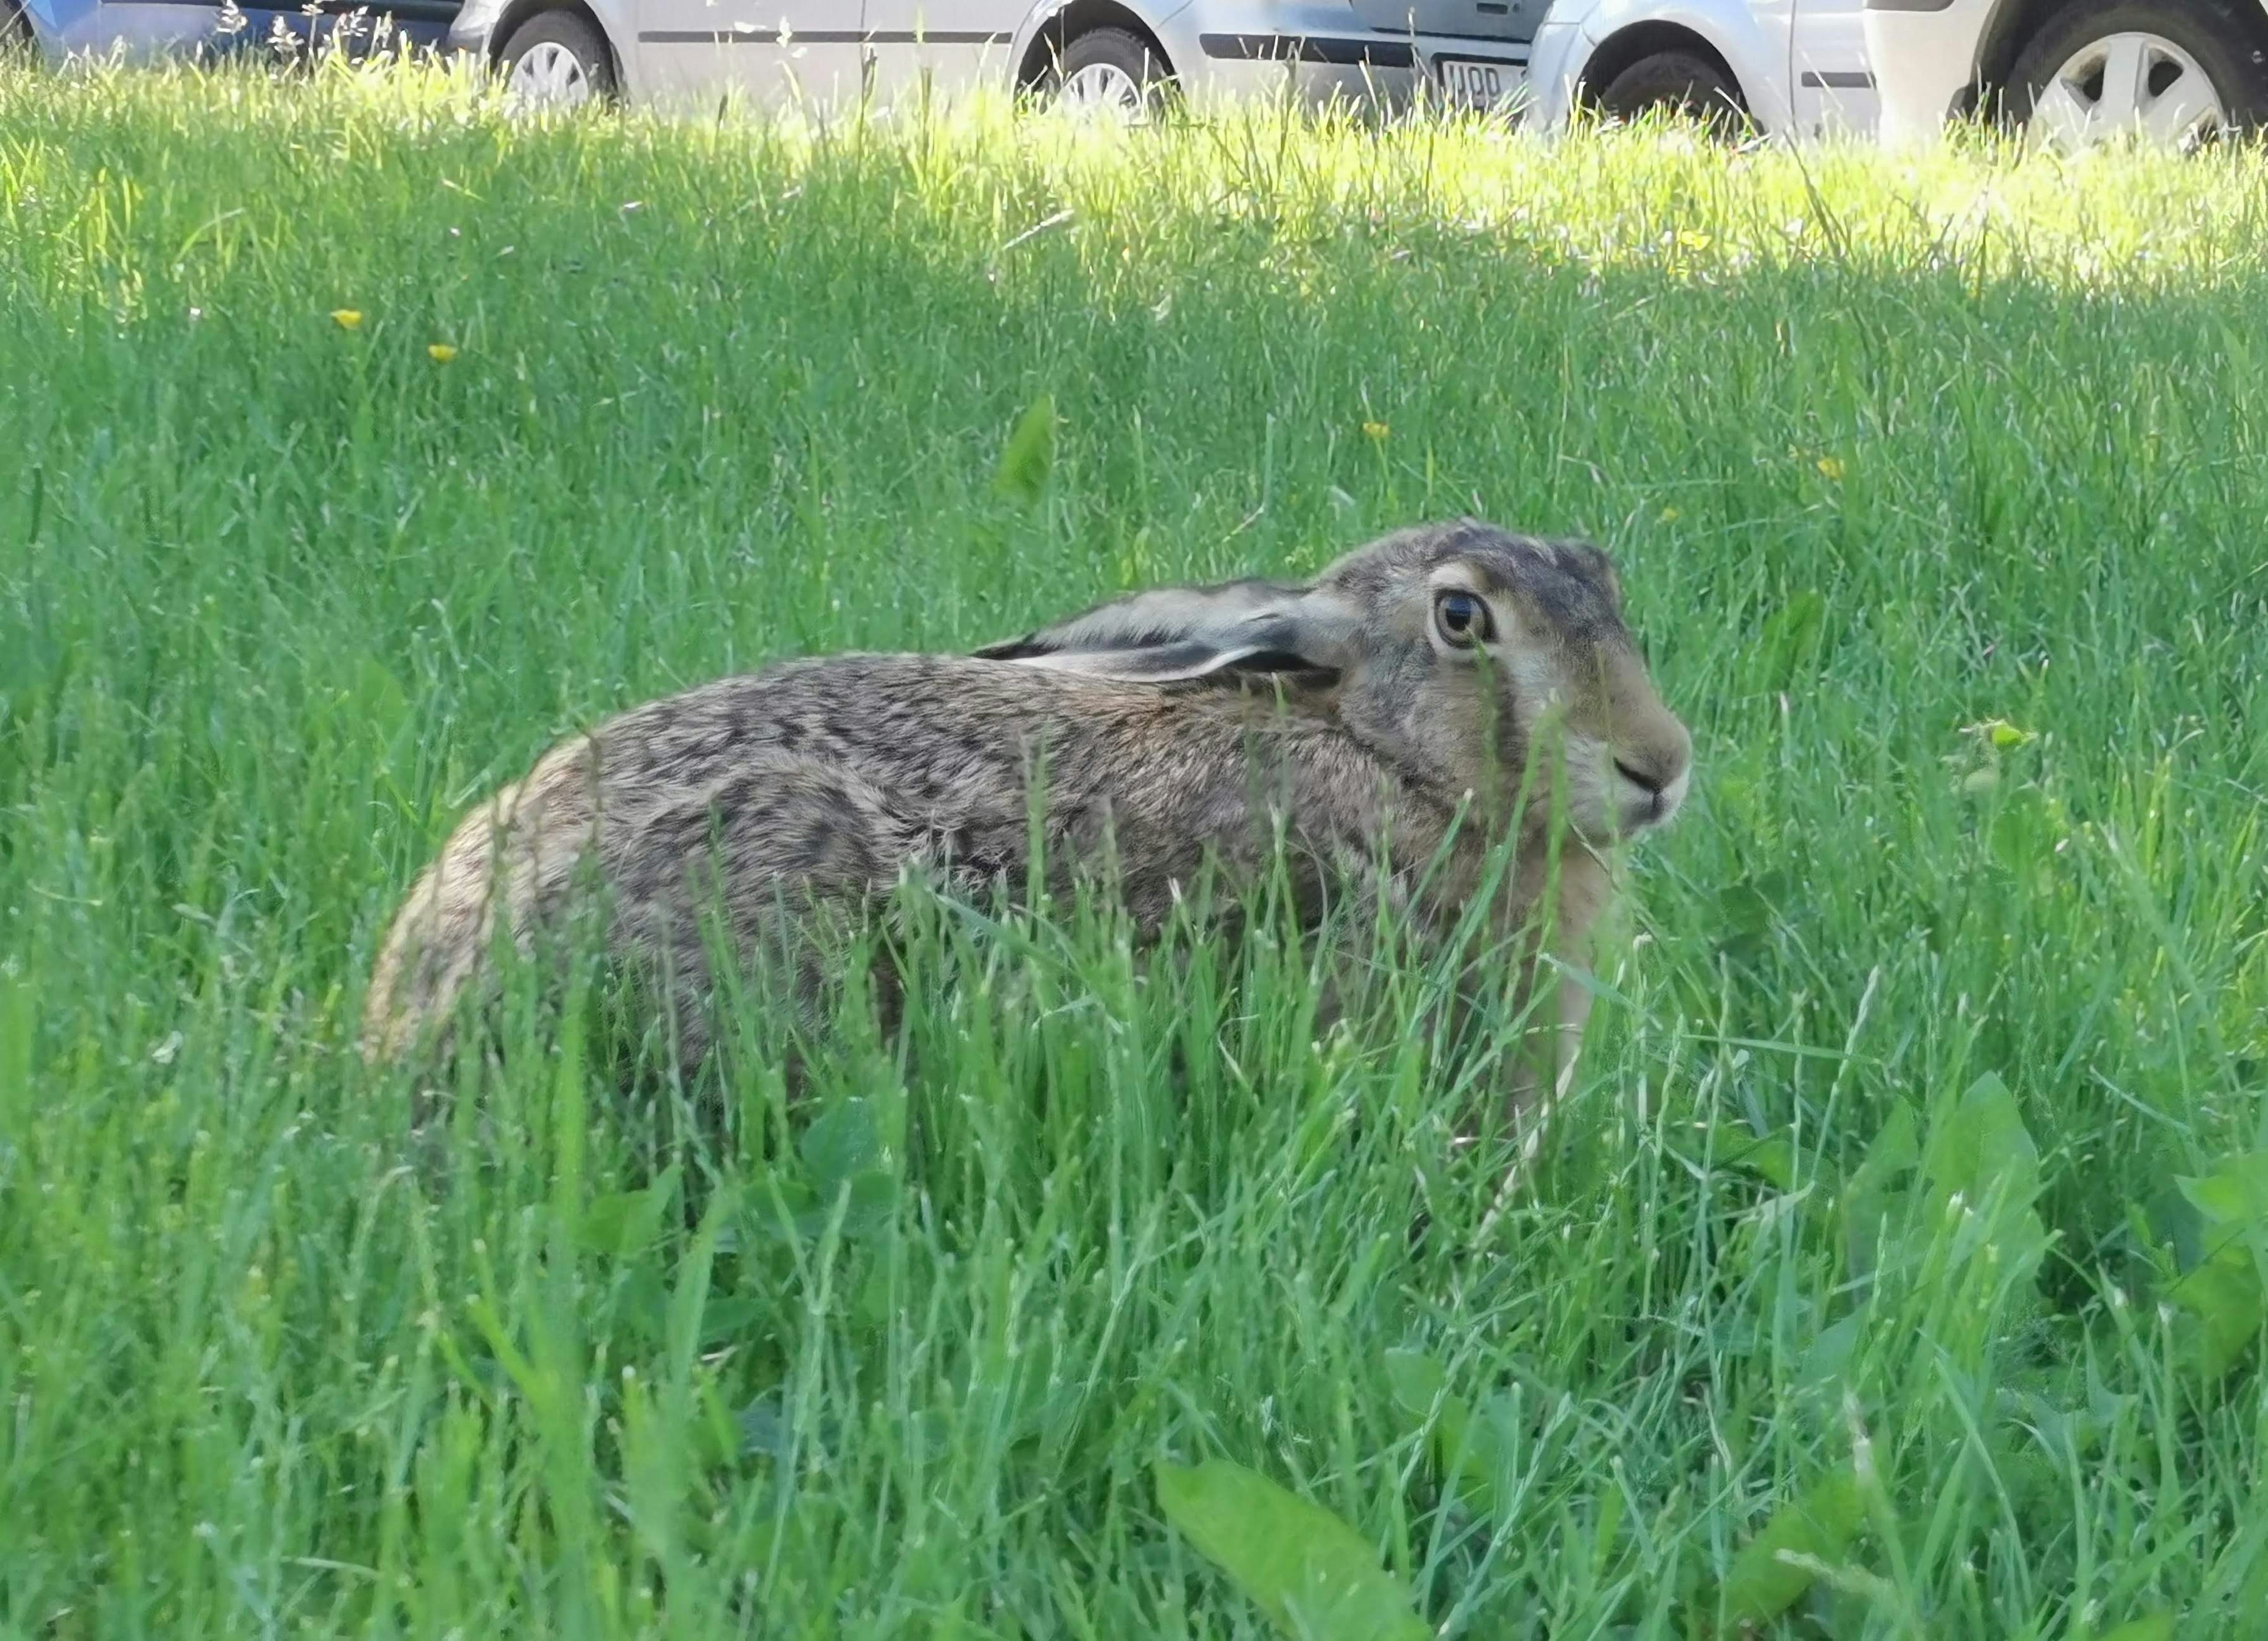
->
[
  {"left": 1060, "top": 62, "right": 1148, "bottom": 123},
  {"left": 2034, "top": 32, "right": 2226, "bottom": 150},
  {"left": 507, "top": 40, "right": 593, "bottom": 109}
]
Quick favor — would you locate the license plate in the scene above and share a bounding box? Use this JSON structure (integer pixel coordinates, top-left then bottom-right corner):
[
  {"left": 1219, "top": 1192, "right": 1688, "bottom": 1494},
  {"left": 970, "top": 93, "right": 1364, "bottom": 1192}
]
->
[{"left": 1432, "top": 56, "right": 1523, "bottom": 115}]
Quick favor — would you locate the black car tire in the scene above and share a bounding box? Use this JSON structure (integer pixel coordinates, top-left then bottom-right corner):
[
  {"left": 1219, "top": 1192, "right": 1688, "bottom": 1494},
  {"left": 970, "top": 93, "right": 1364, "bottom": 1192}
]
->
[
  {"left": 1041, "top": 27, "right": 1176, "bottom": 121},
  {"left": 2, "top": 0, "right": 37, "bottom": 57},
  {"left": 497, "top": 9, "right": 618, "bottom": 107},
  {"left": 1594, "top": 50, "right": 1751, "bottom": 136}
]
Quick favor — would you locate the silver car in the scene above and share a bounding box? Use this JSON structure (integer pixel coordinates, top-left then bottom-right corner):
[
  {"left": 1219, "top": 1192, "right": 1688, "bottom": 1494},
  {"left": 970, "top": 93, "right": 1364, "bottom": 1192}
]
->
[
  {"left": 442, "top": 0, "right": 1561, "bottom": 120},
  {"left": 1865, "top": 0, "right": 2268, "bottom": 149}
]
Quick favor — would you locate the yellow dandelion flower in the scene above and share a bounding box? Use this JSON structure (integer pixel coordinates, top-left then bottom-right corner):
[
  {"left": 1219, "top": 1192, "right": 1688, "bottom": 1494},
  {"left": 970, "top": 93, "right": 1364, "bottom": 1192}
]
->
[
  {"left": 331, "top": 309, "right": 364, "bottom": 330},
  {"left": 1362, "top": 421, "right": 1390, "bottom": 442},
  {"left": 1815, "top": 455, "right": 1846, "bottom": 482},
  {"left": 1658, "top": 505, "right": 1682, "bottom": 523},
  {"left": 427, "top": 343, "right": 458, "bottom": 363}
]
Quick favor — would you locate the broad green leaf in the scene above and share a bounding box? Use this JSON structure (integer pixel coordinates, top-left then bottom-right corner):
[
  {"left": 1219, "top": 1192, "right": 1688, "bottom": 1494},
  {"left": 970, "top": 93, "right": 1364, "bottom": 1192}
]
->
[
  {"left": 1987, "top": 789, "right": 2059, "bottom": 881},
  {"left": 2176, "top": 1151, "right": 2268, "bottom": 1226},
  {"left": 1918, "top": 1072, "right": 2049, "bottom": 1279},
  {"left": 0, "top": 581, "right": 66, "bottom": 702},
  {"left": 993, "top": 393, "right": 1057, "bottom": 502},
  {"left": 800, "top": 1097, "right": 882, "bottom": 1191},
  {"left": 841, "top": 1169, "right": 900, "bottom": 1239},
  {"left": 794, "top": 1169, "right": 899, "bottom": 1243},
  {"left": 1718, "top": 1471, "right": 1865, "bottom": 1626},
  {"left": 573, "top": 1165, "right": 681, "bottom": 1258},
  {"left": 1920, "top": 1073, "right": 2039, "bottom": 1202},
  {"left": 2167, "top": 1152, "right": 2268, "bottom": 1378},
  {"left": 1717, "top": 880, "right": 1774, "bottom": 940},
  {"left": 1381, "top": 1348, "right": 1448, "bottom": 1422},
  {"left": 1859, "top": 1101, "right": 1921, "bottom": 1178},
  {"left": 1155, "top": 1460, "right": 1429, "bottom": 1641},
  {"left": 2089, "top": 1616, "right": 2175, "bottom": 1641},
  {"left": 1758, "top": 589, "right": 1826, "bottom": 691},
  {"left": 1797, "top": 1312, "right": 1863, "bottom": 1393},
  {"left": 1840, "top": 1102, "right": 1919, "bottom": 1280},
  {"left": 1673, "top": 1121, "right": 1795, "bottom": 1191},
  {"left": 1383, "top": 1350, "right": 1494, "bottom": 1515},
  {"left": 0, "top": 970, "right": 31, "bottom": 1135},
  {"left": 346, "top": 652, "right": 410, "bottom": 754},
  {"left": 1437, "top": 1398, "right": 1518, "bottom": 1519},
  {"left": 738, "top": 1392, "right": 788, "bottom": 1459}
]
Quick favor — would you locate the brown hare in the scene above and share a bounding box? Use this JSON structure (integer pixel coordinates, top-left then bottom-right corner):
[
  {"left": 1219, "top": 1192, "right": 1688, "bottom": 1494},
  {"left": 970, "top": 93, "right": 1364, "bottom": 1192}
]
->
[{"left": 361, "top": 519, "right": 1692, "bottom": 1145}]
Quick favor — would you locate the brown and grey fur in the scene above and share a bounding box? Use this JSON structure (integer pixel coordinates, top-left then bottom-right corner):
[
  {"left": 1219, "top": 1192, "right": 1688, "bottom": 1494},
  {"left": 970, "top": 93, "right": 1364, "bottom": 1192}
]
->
[{"left": 360, "top": 519, "right": 1693, "bottom": 1139}]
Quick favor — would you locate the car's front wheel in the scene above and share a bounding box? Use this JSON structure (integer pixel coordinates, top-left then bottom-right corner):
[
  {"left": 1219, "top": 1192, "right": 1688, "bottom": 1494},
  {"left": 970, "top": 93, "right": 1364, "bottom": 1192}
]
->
[
  {"left": 2009, "top": 0, "right": 2268, "bottom": 149},
  {"left": 1042, "top": 27, "right": 1175, "bottom": 125},
  {"left": 1592, "top": 50, "right": 1751, "bottom": 137},
  {"left": 497, "top": 9, "right": 617, "bottom": 111},
  {"left": 2, "top": 0, "right": 37, "bottom": 58}
]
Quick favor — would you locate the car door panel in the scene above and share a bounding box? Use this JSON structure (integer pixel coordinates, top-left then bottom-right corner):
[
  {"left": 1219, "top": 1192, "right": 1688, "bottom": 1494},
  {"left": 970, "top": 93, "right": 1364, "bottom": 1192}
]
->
[
  {"left": 857, "top": 0, "right": 1016, "bottom": 104},
  {"left": 1352, "top": 0, "right": 1544, "bottom": 43},
  {"left": 634, "top": 0, "right": 869, "bottom": 110},
  {"left": 1789, "top": 0, "right": 1879, "bottom": 135}
]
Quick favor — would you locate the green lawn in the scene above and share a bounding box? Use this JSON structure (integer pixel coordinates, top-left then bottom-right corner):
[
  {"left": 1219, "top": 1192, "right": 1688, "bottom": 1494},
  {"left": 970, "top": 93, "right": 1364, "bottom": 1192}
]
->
[{"left": 3, "top": 56, "right": 2266, "bottom": 1640}]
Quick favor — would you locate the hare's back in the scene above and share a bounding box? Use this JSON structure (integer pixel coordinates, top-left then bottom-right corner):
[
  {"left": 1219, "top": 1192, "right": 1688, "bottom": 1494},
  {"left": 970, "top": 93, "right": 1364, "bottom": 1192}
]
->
[{"left": 582, "top": 654, "right": 1076, "bottom": 816}]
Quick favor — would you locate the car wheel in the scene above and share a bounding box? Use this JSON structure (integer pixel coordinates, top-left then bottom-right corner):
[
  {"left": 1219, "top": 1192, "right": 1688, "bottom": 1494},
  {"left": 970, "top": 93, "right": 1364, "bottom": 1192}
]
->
[
  {"left": 2009, "top": 0, "right": 2268, "bottom": 150},
  {"left": 2, "top": 0, "right": 35, "bottom": 57},
  {"left": 497, "top": 9, "right": 617, "bottom": 111},
  {"left": 1594, "top": 50, "right": 1750, "bottom": 136},
  {"left": 1043, "top": 27, "right": 1174, "bottom": 125}
]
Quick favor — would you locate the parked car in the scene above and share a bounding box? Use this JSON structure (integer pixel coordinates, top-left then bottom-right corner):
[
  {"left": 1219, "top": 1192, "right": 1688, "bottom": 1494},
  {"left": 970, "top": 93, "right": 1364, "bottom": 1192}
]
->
[
  {"left": 443, "top": 0, "right": 1877, "bottom": 137},
  {"left": 3, "top": 0, "right": 460, "bottom": 60},
  {"left": 441, "top": 0, "right": 1513, "bottom": 116},
  {"left": 1865, "top": 0, "right": 2268, "bottom": 148},
  {"left": 1523, "top": 0, "right": 1879, "bottom": 138}
]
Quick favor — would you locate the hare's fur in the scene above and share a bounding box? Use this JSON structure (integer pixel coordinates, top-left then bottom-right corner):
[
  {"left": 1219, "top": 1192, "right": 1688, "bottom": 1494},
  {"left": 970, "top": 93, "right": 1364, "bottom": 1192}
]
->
[{"left": 362, "top": 520, "right": 1692, "bottom": 1135}]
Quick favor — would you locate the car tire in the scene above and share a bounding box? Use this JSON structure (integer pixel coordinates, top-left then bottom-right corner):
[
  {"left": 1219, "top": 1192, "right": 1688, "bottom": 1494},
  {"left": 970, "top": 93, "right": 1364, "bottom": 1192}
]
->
[
  {"left": 2008, "top": 0, "right": 2268, "bottom": 148},
  {"left": 497, "top": 9, "right": 618, "bottom": 110},
  {"left": 1042, "top": 27, "right": 1175, "bottom": 123},
  {"left": 1594, "top": 50, "right": 1750, "bottom": 136},
  {"left": 2, "top": 0, "right": 35, "bottom": 57}
]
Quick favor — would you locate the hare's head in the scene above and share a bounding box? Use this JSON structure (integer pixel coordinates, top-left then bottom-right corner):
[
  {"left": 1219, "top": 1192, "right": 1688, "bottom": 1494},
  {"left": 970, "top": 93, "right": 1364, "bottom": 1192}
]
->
[{"left": 976, "top": 519, "right": 1692, "bottom": 844}]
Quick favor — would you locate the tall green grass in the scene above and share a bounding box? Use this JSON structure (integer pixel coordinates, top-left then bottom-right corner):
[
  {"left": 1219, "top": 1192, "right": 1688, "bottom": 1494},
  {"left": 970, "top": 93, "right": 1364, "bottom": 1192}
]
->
[{"left": 2, "top": 56, "right": 2265, "bottom": 1639}]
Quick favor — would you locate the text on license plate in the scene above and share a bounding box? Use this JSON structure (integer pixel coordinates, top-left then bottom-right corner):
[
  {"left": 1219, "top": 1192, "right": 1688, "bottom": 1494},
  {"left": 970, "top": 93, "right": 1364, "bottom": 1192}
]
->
[{"left": 1433, "top": 57, "right": 1523, "bottom": 112}]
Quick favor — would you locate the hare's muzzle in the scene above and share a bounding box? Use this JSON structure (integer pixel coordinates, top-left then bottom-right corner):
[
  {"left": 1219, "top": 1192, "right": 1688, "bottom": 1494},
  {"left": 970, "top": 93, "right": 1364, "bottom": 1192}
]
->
[{"left": 1608, "top": 719, "right": 1693, "bottom": 833}]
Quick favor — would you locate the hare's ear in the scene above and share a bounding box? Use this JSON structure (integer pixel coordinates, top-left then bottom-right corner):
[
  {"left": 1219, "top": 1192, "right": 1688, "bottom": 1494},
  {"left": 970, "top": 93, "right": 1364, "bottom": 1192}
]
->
[{"left": 975, "top": 578, "right": 1360, "bottom": 683}]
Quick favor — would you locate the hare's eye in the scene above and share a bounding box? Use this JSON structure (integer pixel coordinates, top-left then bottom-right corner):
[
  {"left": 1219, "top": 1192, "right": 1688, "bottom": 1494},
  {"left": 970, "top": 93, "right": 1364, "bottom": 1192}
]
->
[{"left": 1433, "top": 590, "right": 1494, "bottom": 649}]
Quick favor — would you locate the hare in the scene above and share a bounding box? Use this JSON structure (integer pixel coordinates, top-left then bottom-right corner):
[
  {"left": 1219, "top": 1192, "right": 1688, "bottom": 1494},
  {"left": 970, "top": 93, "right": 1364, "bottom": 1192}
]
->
[{"left": 360, "top": 518, "right": 1692, "bottom": 1142}]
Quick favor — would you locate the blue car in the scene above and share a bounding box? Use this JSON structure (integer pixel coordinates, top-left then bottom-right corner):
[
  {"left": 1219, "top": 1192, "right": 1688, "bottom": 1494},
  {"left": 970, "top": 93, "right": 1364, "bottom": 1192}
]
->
[{"left": 4, "top": 0, "right": 460, "bottom": 61}]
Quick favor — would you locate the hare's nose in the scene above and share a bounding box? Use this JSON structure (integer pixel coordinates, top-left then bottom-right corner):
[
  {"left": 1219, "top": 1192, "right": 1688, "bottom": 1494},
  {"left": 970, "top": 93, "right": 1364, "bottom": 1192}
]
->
[
  {"left": 1612, "top": 757, "right": 1661, "bottom": 795},
  {"left": 1619, "top": 719, "right": 1694, "bottom": 791},
  {"left": 1612, "top": 737, "right": 1692, "bottom": 828}
]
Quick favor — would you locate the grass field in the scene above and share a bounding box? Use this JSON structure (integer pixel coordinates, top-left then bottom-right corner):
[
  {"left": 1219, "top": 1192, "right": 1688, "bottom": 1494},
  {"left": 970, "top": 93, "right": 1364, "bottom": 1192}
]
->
[{"left": 4, "top": 53, "right": 2268, "bottom": 1640}]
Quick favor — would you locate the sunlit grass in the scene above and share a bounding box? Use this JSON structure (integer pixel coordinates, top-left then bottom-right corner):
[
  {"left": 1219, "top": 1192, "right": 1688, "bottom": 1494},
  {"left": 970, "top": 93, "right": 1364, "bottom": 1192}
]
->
[{"left": 2, "top": 57, "right": 2265, "bottom": 1640}]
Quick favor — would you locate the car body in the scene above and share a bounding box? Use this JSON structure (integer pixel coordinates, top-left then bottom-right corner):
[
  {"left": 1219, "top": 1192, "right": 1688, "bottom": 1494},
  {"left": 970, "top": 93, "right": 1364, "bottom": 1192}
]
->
[
  {"left": 4, "top": 0, "right": 460, "bottom": 61},
  {"left": 1526, "top": 0, "right": 1880, "bottom": 138},
  {"left": 442, "top": 0, "right": 1536, "bottom": 118},
  {"left": 444, "top": 0, "right": 1879, "bottom": 137},
  {"left": 1865, "top": 0, "right": 2268, "bottom": 148}
]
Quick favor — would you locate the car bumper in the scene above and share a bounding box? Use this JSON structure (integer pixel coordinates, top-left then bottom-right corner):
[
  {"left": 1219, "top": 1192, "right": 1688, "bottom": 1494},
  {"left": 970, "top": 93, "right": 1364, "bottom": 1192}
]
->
[
  {"left": 1507, "top": 17, "right": 1581, "bottom": 126},
  {"left": 1155, "top": 4, "right": 1534, "bottom": 115},
  {"left": 444, "top": 0, "right": 507, "bottom": 58},
  {"left": 1862, "top": 0, "right": 1991, "bottom": 145}
]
